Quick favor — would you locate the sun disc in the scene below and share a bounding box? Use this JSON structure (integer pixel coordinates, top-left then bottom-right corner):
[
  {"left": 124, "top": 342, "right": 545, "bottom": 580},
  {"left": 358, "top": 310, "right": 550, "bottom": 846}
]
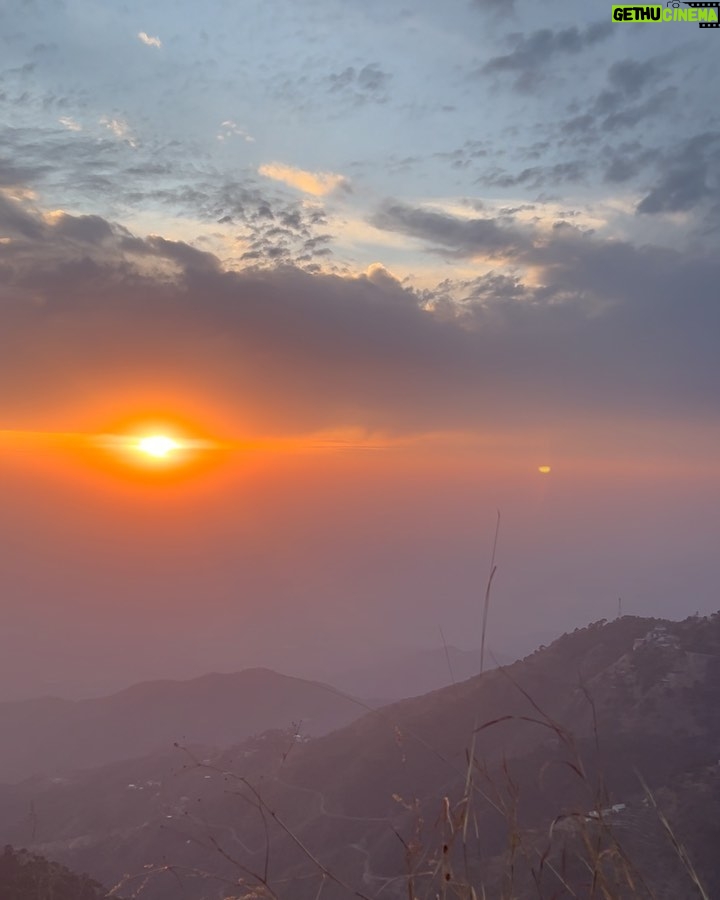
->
[{"left": 137, "top": 435, "right": 180, "bottom": 458}]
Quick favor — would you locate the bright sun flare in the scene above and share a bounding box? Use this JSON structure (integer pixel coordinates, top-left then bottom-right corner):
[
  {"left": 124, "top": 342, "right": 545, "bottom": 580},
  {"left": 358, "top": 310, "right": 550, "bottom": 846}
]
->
[{"left": 137, "top": 435, "right": 180, "bottom": 458}]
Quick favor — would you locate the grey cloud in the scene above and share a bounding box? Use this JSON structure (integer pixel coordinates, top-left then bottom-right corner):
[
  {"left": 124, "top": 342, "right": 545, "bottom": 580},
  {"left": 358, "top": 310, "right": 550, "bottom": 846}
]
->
[
  {"left": 132, "top": 180, "right": 334, "bottom": 267},
  {"left": 604, "top": 156, "right": 639, "bottom": 184},
  {"left": 357, "top": 64, "right": 390, "bottom": 93},
  {"left": 471, "top": 0, "right": 515, "bottom": 10},
  {"left": 603, "top": 146, "right": 659, "bottom": 184},
  {"left": 637, "top": 132, "right": 720, "bottom": 216},
  {"left": 139, "top": 235, "right": 223, "bottom": 274},
  {"left": 561, "top": 113, "right": 596, "bottom": 140},
  {"left": 0, "top": 124, "right": 142, "bottom": 198},
  {"left": 0, "top": 192, "right": 46, "bottom": 239},
  {"left": 602, "top": 86, "right": 677, "bottom": 131},
  {"left": 0, "top": 120, "right": 336, "bottom": 267},
  {"left": 371, "top": 202, "right": 530, "bottom": 257},
  {"left": 431, "top": 140, "right": 489, "bottom": 174},
  {"left": 52, "top": 213, "right": 116, "bottom": 244},
  {"left": 0, "top": 159, "right": 52, "bottom": 187},
  {"left": 559, "top": 54, "right": 671, "bottom": 146},
  {"left": 325, "top": 63, "right": 391, "bottom": 105},
  {"left": 591, "top": 57, "right": 672, "bottom": 132},
  {"left": 606, "top": 58, "right": 663, "bottom": 99},
  {"left": 479, "top": 160, "right": 585, "bottom": 190},
  {"left": 483, "top": 22, "right": 612, "bottom": 80}
]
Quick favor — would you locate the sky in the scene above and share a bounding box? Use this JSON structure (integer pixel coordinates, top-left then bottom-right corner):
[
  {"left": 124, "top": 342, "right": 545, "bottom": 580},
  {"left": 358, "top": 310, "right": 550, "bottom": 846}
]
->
[{"left": 1, "top": 0, "right": 719, "bottom": 700}]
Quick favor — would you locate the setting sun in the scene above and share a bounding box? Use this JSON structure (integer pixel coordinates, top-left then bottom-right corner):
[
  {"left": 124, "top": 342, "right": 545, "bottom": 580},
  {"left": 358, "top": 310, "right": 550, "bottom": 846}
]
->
[{"left": 137, "top": 435, "right": 180, "bottom": 459}]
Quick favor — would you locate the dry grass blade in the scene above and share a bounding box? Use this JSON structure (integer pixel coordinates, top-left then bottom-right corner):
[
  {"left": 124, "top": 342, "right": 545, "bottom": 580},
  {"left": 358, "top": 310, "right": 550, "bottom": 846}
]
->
[
  {"left": 237, "top": 776, "right": 374, "bottom": 900},
  {"left": 479, "top": 510, "right": 501, "bottom": 675},
  {"left": 635, "top": 770, "right": 710, "bottom": 900}
]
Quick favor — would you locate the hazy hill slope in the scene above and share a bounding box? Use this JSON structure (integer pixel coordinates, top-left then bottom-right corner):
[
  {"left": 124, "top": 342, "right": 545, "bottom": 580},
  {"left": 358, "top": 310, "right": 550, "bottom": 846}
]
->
[
  {"left": 2, "top": 614, "right": 719, "bottom": 899},
  {"left": 0, "top": 668, "right": 366, "bottom": 782}
]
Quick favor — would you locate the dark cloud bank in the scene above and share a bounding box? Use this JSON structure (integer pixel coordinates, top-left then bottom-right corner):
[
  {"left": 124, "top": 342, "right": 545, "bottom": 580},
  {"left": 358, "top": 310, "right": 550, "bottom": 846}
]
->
[{"left": 1, "top": 191, "right": 718, "bottom": 434}]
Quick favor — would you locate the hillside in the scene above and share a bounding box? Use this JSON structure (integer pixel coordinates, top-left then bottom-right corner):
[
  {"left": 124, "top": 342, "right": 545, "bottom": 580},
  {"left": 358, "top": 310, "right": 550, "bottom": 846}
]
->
[
  {"left": 1, "top": 614, "right": 718, "bottom": 899},
  {"left": 0, "top": 669, "right": 366, "bottom": 783},
  {"left": 0, "top": 845, "right": 110, "bottom": 900}
]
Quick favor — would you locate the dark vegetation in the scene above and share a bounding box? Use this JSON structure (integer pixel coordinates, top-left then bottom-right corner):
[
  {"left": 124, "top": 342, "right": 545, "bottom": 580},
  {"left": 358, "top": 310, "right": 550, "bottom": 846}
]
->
[
  {"left": 1, "top": 613, "right": 719, "bottom": 898},
  {"left": 0, "top": 846, "right": 109, "bottom": 900}
]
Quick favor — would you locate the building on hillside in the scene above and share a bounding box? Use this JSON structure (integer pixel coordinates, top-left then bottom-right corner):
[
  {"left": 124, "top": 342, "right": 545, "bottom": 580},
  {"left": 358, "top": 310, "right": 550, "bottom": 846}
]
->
[{"left": 632, "top": 626, "right": 679, "bottom": 651}]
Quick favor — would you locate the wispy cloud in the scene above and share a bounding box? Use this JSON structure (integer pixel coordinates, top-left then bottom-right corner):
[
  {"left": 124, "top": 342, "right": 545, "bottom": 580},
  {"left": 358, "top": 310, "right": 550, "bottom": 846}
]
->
[
  {"left": 371, "top": 202, "right": 530, "bottom": 258},
  {"left": 217, "top": 120, "right": 255, "bottom": 143},
  {"left": 258, "top": 163, "right": 349, "bottom": 196},
  {"left": 138, "top": 31, "right": 162, "bottom": 49},
  {"left": 482, "top": 22, "right": 613, "bottom": 91},
  {"left": 58, "top": 117, "right": 82, "bottom": 132},
  {"left": 99, "top": 116, "right": 136, "bottom": 148},
  {"left": 325, "top": 63, "right": 392, "bottom": 106},
  {"left": 637, "top": 131, "right": 720, "bottom": 218},
  {"left": 484, "top": 22, "right": 612, "bottom": 74}
]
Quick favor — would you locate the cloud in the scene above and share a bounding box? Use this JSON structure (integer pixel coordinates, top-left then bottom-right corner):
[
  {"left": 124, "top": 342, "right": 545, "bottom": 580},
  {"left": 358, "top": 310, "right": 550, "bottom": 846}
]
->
[
  {"left": 99, "top": 116, "right": 136, "bottom": 147},
  {"left": 325, "top": 63, "right": 392, "bottom": 105},
  {"left": 603, "top": 147, "right": 658, "bottom": 184},
  {"left": 3, "top": 193, "right": 718, "bottom": 437},
  {"left": 371, "top": 202, "right": 531, "bottom": 257},
  {"left": 479, "top": 160, "right": 585, "bottom": 190},
  {"left": 258, "top": 163, "right": 349, "bottom": 196},
  {"left": 602, "top": 86, "right": 677, "bottom": 132},
  {"left": 559, "top": 54, "right": 673, "bottom": 148},
  {"left": 637, "top": 132, "right": 720, "bottom": 217},
  {"left": 589, "top": 57, "right": 673, "bottom": 132},
  {"left": 217, "top": 120, "right": 254, "bottom": 143},
  {"left": 0, "top": 190, "right": 46, "bottom": 239},
  {"left": 58, "top": 116, "right": 82, "bottom": 132},
  {"left": 483, "top": 22, "right": 612, "bottom": 86},
  {"left": 0, "top": 161, "right": 50, "bottom": 188},
  {"left": 46, "top": 211, "right": 116, "bottom": 244},
  {"left": 138, "top": 31, "right": 162, "bottom": 49},
  {"left": 471, "top": 0, "right": 515, "bottom": 10},
  {"left": 605, "top": 58, "right": 662, "bottom": 98}
]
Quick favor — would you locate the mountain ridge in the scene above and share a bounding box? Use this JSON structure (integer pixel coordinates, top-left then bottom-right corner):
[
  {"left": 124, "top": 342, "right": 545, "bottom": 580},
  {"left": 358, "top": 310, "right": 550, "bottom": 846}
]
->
[
  {"left": 0, "top": 667, "right": 368, "bottom": 783},
  {"left": 1, "top": 613, "right": 718, "bottom": 899}
]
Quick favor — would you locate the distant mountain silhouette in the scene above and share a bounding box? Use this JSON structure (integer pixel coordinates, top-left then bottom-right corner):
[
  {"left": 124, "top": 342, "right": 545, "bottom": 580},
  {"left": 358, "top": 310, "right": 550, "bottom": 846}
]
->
[
  {"left": 0, "top": 668, "right": 366, "bottom": 783},
  {"left": 1, "top": 614, "right": 719, "bottom": 899}
]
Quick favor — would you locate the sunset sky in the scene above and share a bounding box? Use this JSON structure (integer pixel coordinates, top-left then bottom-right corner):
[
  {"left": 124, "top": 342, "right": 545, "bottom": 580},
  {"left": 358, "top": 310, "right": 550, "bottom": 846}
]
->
[{"left": 1, "top": 0, "right": 719, "bottom": 699}]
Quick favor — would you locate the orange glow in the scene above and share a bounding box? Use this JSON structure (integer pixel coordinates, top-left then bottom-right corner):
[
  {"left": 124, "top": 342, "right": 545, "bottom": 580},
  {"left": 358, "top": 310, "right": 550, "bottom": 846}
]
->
[
  {"left": 538, "top": 465, "right": 551, "bottom": 474},
  {"left": 0, "top": 414, "right": 402, "bottom": 495}
]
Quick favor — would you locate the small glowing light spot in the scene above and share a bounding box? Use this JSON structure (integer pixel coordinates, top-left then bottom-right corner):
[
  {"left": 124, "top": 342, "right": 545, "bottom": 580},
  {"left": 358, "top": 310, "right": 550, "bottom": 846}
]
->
[
  {"left": 137, "top": 435, "right": 179, "bottom": 458},
  {"left": 538, "top": 465, "right": 551, "bottom": 474}
]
